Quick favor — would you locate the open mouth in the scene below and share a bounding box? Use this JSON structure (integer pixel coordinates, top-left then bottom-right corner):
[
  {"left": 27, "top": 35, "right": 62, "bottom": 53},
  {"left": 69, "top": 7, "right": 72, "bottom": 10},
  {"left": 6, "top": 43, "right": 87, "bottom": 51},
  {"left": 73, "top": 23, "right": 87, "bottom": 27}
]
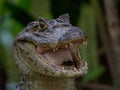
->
[{"left": 36, "top": 41, "right": 87, "bottom": 72}]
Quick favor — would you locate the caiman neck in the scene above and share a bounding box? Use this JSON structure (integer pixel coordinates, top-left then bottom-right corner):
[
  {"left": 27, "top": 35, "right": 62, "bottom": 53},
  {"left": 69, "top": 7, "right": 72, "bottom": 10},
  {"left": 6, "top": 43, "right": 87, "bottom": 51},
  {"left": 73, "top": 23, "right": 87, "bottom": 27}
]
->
[{"left": 21, "top": 74, "right": 77, "bottom": 90}]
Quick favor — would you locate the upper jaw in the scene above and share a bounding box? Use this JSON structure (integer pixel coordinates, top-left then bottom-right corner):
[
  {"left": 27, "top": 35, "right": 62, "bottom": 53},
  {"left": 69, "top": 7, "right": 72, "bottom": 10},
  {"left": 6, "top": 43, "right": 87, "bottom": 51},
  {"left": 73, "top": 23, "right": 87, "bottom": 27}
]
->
[{"left": 16, "top": 25, "right": 87, "bottom": 48}]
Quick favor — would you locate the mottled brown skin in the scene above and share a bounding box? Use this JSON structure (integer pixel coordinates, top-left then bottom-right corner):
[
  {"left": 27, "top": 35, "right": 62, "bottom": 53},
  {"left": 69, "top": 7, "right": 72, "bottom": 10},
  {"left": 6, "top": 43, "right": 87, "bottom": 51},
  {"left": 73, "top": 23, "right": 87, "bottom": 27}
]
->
[{"left": 13, "top": 14, "right": 88, "bottom": 90}]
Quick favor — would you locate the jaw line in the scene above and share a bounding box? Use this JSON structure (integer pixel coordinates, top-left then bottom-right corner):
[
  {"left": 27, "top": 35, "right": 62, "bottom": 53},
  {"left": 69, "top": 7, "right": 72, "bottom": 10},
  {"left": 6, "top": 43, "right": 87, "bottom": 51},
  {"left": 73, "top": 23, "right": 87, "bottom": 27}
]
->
[
  {"left": 16, "top": 41, "right": 88, "bottom": 78},
  {"left": 37, "top": 53, "right": 88, "bottom": 78},
  {"left": 35, "top": 43, "right": 88, "bottom": 78}
]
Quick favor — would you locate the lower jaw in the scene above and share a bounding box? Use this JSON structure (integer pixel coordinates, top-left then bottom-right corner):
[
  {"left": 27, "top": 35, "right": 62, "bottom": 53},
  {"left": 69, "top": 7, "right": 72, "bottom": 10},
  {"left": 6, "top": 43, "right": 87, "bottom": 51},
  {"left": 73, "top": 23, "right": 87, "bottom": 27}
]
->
[
  {"left": 21, "top": 74, "right": 76, "bottom": 90},
  {"left": 37, "top": 54, "right": 88, "bottom": 78},
  {"left": 36, "top": 44, "right": 88, "bottom": 77}
]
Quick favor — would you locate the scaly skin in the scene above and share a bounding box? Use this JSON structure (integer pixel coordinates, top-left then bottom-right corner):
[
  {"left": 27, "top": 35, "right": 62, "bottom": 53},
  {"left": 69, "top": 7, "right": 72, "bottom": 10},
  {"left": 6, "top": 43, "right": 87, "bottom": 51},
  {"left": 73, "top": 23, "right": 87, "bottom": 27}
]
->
[{"left": 13, "top": 14, "right": 88, "bottom": 90}]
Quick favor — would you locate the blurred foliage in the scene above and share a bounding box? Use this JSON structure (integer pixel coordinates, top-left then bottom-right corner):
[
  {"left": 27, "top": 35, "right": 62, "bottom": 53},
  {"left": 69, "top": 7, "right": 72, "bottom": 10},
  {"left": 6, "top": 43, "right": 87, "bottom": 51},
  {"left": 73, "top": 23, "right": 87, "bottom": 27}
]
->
[
  {"left": 79, "top": 5, "right": 105, "bottom": 82},
  {"left": 0, "top": 0, "right": 117, "bottom": 90},
  {"left": 4, "top": 1, "right": 34, "bottom": 26}
]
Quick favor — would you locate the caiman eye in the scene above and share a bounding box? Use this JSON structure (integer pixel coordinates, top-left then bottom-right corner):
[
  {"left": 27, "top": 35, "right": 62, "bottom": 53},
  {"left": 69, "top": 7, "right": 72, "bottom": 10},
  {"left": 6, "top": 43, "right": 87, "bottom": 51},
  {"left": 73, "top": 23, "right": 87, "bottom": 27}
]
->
[{"left": 39, "top": 21, "right": 48, "bottom": 31}]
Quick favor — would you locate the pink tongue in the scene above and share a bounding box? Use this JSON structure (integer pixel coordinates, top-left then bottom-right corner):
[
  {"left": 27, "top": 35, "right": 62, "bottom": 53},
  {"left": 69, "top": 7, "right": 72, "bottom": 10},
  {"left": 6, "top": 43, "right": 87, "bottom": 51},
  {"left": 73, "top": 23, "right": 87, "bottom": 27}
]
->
[{"left": 43, "top": 49, "right": 73, "bottom": 65}]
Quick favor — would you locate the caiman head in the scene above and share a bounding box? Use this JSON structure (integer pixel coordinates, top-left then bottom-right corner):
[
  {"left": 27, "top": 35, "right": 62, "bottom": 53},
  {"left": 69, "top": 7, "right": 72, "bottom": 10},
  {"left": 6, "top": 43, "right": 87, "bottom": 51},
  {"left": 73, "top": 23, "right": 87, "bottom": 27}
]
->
[{"left": 13, "top": 14, "right": 88, "bottom": 78}]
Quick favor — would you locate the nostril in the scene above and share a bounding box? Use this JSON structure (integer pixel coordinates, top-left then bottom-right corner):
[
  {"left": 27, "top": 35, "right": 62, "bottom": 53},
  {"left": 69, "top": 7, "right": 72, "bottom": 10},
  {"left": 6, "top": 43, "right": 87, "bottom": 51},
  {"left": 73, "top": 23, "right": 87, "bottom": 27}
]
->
[{"left": 61, "top": 60, "right": 74, "bottom": 66}]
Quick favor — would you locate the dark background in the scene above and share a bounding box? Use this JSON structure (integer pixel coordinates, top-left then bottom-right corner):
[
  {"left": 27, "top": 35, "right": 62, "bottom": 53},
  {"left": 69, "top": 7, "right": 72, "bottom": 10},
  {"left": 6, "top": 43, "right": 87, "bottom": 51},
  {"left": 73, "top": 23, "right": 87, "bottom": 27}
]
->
[{"left": 0, "top": 0, "right": 120, "bottom": 90}]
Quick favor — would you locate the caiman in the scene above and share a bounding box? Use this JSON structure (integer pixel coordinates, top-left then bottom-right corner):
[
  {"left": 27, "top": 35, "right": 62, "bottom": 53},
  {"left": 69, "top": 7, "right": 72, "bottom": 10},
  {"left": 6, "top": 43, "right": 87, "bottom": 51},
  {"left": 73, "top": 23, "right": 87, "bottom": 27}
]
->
[{"left": 13, "top": 14, "right": 88, "bottom": 90}]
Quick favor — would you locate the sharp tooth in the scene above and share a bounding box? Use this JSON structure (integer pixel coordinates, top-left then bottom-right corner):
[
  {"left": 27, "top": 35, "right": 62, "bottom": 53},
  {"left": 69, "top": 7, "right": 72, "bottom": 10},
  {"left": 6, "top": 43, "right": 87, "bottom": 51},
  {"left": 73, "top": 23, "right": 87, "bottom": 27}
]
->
[
  {"left": 53, "top": 49, "right": 56, "bottom": 52},
  {"left": 83, "top": 41, "right": 87, "bottom": 45},
  {"left": 74, "top": 67, "right": 77, "bottom": 71},
  {"left": 62, "top": 70, "right": 66, "bottom": 73},
  {"left": 70, "top": 43, "right": 72, "bottom": 46},
  {"left": 85, "top": 61, "right": 87, "bottom": 66},
  {"left": 55, "top": 48, "right": 58, "bottom": 51},
  {"left": 62, "top": 67, "right": 65, "bottom": 70},
  {"left": 38, "top": 26, "right": 40, "bottom": 29},
  {"left": 65, "top": 45, "right": 68, "bottom": 48}
]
